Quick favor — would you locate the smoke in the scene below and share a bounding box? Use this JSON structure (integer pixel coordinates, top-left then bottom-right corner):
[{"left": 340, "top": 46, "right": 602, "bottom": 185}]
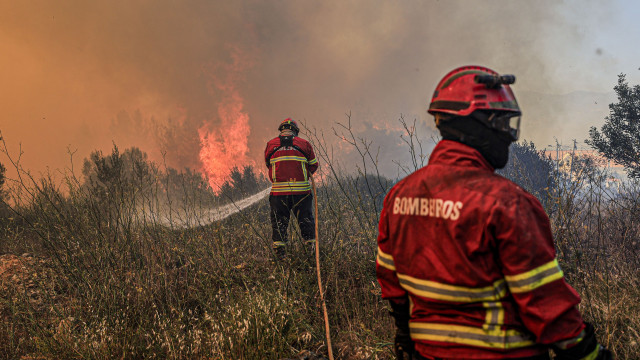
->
[{"left": 0, "top": 0, "right": 619, "bottom": 182}]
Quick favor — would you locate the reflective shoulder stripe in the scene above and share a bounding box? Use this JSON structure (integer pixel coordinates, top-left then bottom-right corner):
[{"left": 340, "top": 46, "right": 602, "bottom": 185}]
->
[
  {"left": 377, "top": 247, "right": 396, "bottom": 271},
  {"left": 397, "top": 273, "right": 507, "bottom": 303},
  {"left": 410, "top": 322, "right": 535, "bottom": 349},
  {"left": 505, "top": 258, "right": 564, "bottom": 293}
]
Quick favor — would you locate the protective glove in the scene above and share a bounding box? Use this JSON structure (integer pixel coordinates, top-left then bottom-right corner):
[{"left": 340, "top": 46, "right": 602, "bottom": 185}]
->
[
  {"left": 389, "top": 298, "right": 414, "bottom": 360},
  {"left": 553, "top": 322, "right": 613, "bottom": 360}
]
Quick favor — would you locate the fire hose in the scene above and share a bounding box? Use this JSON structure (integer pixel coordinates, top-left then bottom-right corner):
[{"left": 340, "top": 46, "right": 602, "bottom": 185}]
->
[{"left": 310, "top": 176, "right": 334, "bottom": 360}]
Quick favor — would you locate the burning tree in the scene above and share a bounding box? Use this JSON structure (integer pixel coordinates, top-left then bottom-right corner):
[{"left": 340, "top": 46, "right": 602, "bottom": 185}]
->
[{"left": 587, "top": 73, "right": 640, "bottom": 178}]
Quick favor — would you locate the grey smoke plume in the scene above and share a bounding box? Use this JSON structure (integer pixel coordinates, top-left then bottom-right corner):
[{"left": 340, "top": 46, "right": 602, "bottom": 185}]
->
[{"left": 0, "top": 0, "right": 617, "bottom": 179}]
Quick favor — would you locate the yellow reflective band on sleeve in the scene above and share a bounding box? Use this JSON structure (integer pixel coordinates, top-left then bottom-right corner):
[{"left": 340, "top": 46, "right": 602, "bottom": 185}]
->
[
  {"left": 270, "top": 156, "right": 308, "bottom": 164},
  {"left": 583, "top": 345, "right": 602, "bottom": 360},
  {"left": 410, "top": 322, "right": 535, "bottom": 349},
  {"left": 505, "top": 258, "right": 564, "bottom": 293},
  {"left": 377, "top": 247, "right": 396, "bottom": 271},
  {"left": 397, "top": 274, "right": 507, "bottom": 303},
  {"left": 308, "top": 157, "right": 318, "bottom": 165}
]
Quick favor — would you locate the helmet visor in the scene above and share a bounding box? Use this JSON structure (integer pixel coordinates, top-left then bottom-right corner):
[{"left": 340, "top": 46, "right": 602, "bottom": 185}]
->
[{"left": 491, "top": 114, "right": 520, "bottom": 141}]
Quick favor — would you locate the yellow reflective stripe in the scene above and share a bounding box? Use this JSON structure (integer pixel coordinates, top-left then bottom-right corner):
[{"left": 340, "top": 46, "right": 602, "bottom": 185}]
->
[
  {"left": 273, "top": 241, "right": 286, "bottom": 248},
  {"left": 270, "top": 156, "right": 308, "bottom": 163},
  {"left": 308, "top": 157, "right": 318, "bottom": 165},
  {"left": 397, "top": 273, "right": 507, "bottom": 302},
  {"left": 505, "top": 259, "right": 564, "bottom": 293},
  {"left": 410, "top": 322, "right": 535, "bottom": 349},
  {"left": 482, "top": 302, "right": 504, "bottom": 331},
  {"left": 271, "top": 187, "right": 311, "bottom": 193},
  {"left": 271, "top": 186, "right": 311, "bottom": 191},
  {"left": 272, "top": 187, "right": 311, "bottom": 190},
  {"left": 301, "top": 161, "right": 308, "bottom": 180},
  {"left": 377, "top": 247, "right": 396, "bottom": 271},
  {"left": 272, "top": 181, "right": 310, "bottom": 185},
  {"left": 272, "top": 184, "right": 311, "bottom": 190},
  {"left": 583, "top": 345, "right": 601, "bottom": 360}
]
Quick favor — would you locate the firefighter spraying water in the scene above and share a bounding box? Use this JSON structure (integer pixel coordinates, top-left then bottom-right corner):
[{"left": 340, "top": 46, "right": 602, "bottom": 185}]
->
[
  {"left": 265, "top": 118, "right": 319, "bottom": 260},
  {"left": 376, "top": 66, "right": 612, "bottom": 360},
  {"left": 265, "top": 119, "right": 334, "bottom": 359}
]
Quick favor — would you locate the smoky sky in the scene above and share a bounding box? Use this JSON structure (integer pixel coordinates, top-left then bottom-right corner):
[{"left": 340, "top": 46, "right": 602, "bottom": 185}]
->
[{"left": 0, "top": 0, "right": 619, "bottom": 181}]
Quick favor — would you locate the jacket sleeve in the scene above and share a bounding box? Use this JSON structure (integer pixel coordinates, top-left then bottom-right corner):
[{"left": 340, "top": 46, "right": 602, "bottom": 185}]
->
[
  {"left": 493, "top": 191, "right": 585, "bottom": 345},
  {"left": 264, "top": 141, "right": 273, "bottom": 168},
  {"left": 376, "top": 192, "right": 408, "bottom": 300},
  {"left": 305, "top": 142, "right": 319, "bottom": 175}
]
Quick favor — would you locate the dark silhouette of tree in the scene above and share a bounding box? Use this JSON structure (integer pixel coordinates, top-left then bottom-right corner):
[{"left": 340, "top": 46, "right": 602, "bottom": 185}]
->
[
  {"left": 0, "top": 160, "right": 8, "bottom": 222},
  {"left": 587, "top": 74, "right": 640, "bottom": 178},
  {"left": 498, "top": 141, "right": 556, "bottom": 206},
  {"left": 81, "top": 145, "right": 157, "bottom": 206},
  {"left": 219, "top": 165, "right": 268, "bottom": 200},
  {"left": 0, "top": 161, "right": 5, "bottom": 200}
]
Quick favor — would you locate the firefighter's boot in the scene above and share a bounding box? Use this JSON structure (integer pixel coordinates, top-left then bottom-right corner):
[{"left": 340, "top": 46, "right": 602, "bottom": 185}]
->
[
  {"left": 273, "top": 242, "right": 287, "bottom": 262},
  {"left": 305, "top": 239, "right": 317, "bottom": 258}
]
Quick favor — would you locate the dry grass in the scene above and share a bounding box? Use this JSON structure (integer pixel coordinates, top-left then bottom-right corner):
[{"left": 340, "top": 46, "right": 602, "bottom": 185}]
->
[{"left": 0, "top": 122, "right": 638, "bottom": 359}]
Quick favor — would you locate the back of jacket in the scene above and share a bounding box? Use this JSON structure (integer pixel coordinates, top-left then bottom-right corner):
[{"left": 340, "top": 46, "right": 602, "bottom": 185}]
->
[
  {"left": 376, "top": 140, "right": 584, "bottom": 359},
  {"left": 265, "top": 136, "right": 318, "bottom": 196}
]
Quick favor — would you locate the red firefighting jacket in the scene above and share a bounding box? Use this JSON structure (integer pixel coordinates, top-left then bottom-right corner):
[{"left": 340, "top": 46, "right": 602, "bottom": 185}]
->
[
  {"left": 265, "top": 135, "right": 318, "bottom": 196},
  {"left": 376, "top": 140, "right": 585, "bottom": 359}
]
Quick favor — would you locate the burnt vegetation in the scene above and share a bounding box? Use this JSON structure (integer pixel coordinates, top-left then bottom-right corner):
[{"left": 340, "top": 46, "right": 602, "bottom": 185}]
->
[{"left": 0, "top": 97, "right": 639, "bottom": 358}]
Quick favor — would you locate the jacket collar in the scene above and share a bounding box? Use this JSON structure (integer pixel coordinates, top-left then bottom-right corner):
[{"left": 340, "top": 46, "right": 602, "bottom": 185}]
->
[{"left": 428, "top": 140, "right": 495, "bottom": 172}]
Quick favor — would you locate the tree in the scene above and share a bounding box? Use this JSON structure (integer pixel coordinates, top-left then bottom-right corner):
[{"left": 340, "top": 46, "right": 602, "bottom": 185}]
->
[
  {"left": 81, "top": 145, "right": 157, "bottom": 204},
  {"left": 587, "top": 74, "right": 640, "bottom": 178},
  {"left": 498, "top": 141, "right": 556, "bottom": 206},
  {"left": 0, "top": 161, "right": 5, "bottom": 199},
  {"left": 0, "top": 161, "right": 8, "bottom": 221},
  {"left": 219, "top": 165, "right": 269, "bottom": 200}
]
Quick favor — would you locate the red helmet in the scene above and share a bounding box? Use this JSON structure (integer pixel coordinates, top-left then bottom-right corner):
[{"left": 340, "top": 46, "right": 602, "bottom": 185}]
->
[
  {"left": 428, "top": 65, "right": 522, "bottom": 140},
  {"left": 278, "top": 118, "right": 300, "bottom": 134}
]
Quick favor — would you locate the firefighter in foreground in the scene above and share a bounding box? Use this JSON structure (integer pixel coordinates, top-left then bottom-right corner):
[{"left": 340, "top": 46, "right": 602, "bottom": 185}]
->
[
  {"left": 376, "top": 66, "right": 612, "bottom": 360},
  {"left": 265, "top": 118, "right": 319, "bottom": 260}
]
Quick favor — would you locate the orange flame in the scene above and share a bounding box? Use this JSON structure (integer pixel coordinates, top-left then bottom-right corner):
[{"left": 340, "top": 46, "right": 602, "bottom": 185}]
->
[{"left": 198, "top": 46, "right": 255, "bottom": 189}]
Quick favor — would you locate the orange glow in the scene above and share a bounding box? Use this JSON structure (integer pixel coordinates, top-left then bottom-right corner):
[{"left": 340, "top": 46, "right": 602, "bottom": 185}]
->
[{"left": 198, "top": 46, "right": 255, "bottom": 189}]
